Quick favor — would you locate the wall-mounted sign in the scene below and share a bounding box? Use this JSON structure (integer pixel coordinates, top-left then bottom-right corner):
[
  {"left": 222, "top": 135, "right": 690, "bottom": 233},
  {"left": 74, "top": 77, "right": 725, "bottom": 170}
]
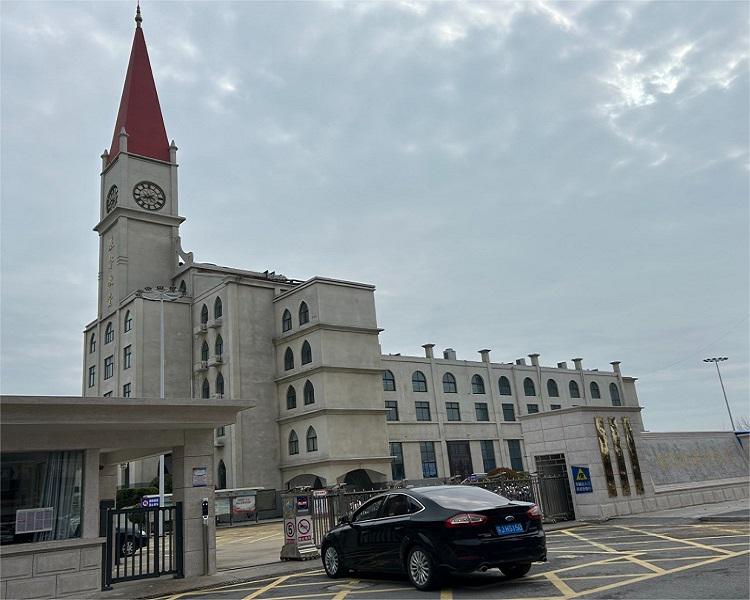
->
[
  {"left": 15, "top": 508, "right": 54, "bottom": 534},
  {"left": 571, "top": 466, "right": 593, "bottom": 494},
  {"left": 141, "top": 497, "right": 160, "bottom": 508},
  {"left": 296, "top": 516, "right": 313, "bottom": 546},
  {"left": 192, "top": 467, "right": 208, "bottom": 487},
  {"left": 296, "top": 496, "right": 309, "bottom": 512}
]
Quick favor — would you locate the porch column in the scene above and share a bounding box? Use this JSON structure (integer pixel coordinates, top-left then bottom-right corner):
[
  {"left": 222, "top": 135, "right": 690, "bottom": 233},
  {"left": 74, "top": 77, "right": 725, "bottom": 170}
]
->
[{"left": 172, "top": 429, "right": 216, "bottom": 577}]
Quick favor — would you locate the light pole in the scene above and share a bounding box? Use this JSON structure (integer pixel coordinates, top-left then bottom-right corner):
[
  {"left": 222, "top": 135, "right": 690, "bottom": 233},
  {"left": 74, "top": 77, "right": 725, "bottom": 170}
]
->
[
  {"left": 703, "top": 357, "right": 735, "bottom": 431},
  {"left": 138, "top": 286, "right": 182, "bottom": 517}
]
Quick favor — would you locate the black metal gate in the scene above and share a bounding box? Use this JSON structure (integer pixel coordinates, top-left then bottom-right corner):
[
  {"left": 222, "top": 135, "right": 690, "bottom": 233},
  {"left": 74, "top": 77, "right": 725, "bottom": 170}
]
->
[
  {"left": 534, "top": 454, "right": 576, "bottom": 522},
  {"left": 101, "top": 503, "right": 183, "bottom": 589}
]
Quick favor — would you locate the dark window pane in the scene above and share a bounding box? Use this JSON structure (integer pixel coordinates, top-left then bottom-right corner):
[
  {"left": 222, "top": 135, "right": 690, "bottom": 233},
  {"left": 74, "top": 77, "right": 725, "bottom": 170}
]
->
[
  {"left": 498, "top": 376, "right": 512, "bottom": 395},
  {"left": 385, "top": 400, "right": 399, "bottom": 421},
  {"left": 382, "top": 370, "right": 396, "bottom": 391},
  {"left": 507, "top": 439, "right": 524, "bottom": 471},
  {"left": 415, "top": 401, "right": 431, "bottom": 421},
  {"left": 471, "top": 375, "right": 485, "bottom": 394},
  {"left": 527, "top": 403, "right": 539, "bottom": 414},
  {"left": 412, "top": 371, "right": 427, "bottom": 392},
  {"left": 480, "top": 440, "right": 496, "bottom": 472},
  {"left": 523, "top": 377, "right": 536, "bottom": 396},
  {"left": 547, "top": 379, "right": 559, "bottom": 397},
  {"left": 442, "top": 373, "right": 457, "bottom": 393},
  {"left": 419, "top": 442, "right": 438, "bottom": 478},
  {"left": 475, "top": 402, "right": 489, "bottom": 421},
  {"left": 390, "top": 442, "right": 405, "bottom": 480},
  {"left": 501, "top": 403, "right": 516, "bottom": 421},
  {"left": 446, "top": 402, "right": 461, "bottom": 421},
  {"left": 446, "top": 441, "right": 473, "bottom": 478}
]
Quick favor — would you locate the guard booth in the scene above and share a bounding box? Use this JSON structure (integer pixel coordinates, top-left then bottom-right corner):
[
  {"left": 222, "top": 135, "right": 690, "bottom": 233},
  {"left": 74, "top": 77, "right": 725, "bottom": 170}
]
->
[{"left": 279, "top": 490, "right": 319, "bottom": 560}]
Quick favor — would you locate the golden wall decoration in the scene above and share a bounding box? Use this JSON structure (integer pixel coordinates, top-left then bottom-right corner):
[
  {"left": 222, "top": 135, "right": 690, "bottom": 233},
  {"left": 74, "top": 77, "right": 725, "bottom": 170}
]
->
[
  {"left": 622, "top": 417, "right": 645, "bottom": 494},
  {"left": 594, "top": 417, "right": 617, "bottom": 497},
  {"left": 608, "top": 417, "right": 631, "bottom": 496}
]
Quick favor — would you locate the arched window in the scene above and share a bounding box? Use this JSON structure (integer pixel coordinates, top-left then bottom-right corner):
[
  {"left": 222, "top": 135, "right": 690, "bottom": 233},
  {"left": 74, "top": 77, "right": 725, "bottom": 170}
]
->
[
  {"left": 471, "top": 374, "right": 486, "bottom": 394},
  {"left": 382, "top": 370, "right": 396, "bottom": 391},
  {"left": 301, "top": 341, "right": 312, "bottom": 365},
  {"left": 215, "top": 335, "right": 223, "bottom": 357},
  {"left": 201, "top": 341, "right": 209, "bottom": 362},
  {"left": 288, "top": 430, "right": 299, "bottom": 455},
  {"left": 216, "top": 373, "right": 224, "bottom": 396},
  {"left": 412, "top": 371, "right": 427, "bottom": 393},
  {"left": 523, "top": 377, "right": 536, "bottom": 397},
  {"left": 299, "top": 302, "right": 309, "bottom": 325},
  {"left": 89, "top": 333, "right": 96, "bottom": 354},
  {"left": 282, "top": 309, "right": 292, "bottom": 332},
  {"left": 214, "top": 297, "right": 223, "bottom": 319},
  {"left": 569, "top": 380, "right": 580, "bottom": 398},
  {"left": 179, "top": 280, "right": 187, "bottom": 295},
  {"left": 498, "top": 376, "right": 512, "bottom": 396},
  {"left": 105, "top": 322, "right": 114, "bottom": 344},
  {"left": 201, "top": 378, "right": 210, "bottom": 399},
  {"left": 217, "top": 460, "right": 227, "bottom": 490},
  {"left": 124, "top": 311, "right": 132, "bottom": 332},
  {"left": 286, "top": 386, "right": 297, "bottom": 410},
  {"left": 590, "top": 381, "right": 601, "bottom": 399},
  {"left": 201, "top": 304, "right": 208, "bottom": 324},
  {"left": 284, "top": 347, "right": 294, "bottom": 371},
  {"left": 610, "top": 382, "right": 621, "bottom": 406},
  {"left": 306, "top": 427, "right": 318, "bottom": 452},
  {"left": 443, "top": 373, "right": 457, "bottom": 393},
  {"left": 304, "top": 380, "right": 315, "bottom": 405},
  {"left": 547, "top": 379, "right": 559, "bottom": 397}
]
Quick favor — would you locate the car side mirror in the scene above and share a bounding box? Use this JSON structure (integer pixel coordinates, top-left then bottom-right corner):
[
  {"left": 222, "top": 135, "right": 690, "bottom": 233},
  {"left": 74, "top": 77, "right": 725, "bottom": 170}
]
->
[{"left": 338, "top": 515, "right": 351, "bottom": 525}]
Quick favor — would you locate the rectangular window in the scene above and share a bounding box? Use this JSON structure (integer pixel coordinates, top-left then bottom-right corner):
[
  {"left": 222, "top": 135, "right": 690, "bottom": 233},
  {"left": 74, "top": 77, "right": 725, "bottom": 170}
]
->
[
  {"left": 475, "top": 402, "right": 489, "bottom": 421},
  {"left": 123, "top": 345, "right": 132, "bottom": 370},
  {"left": 122, "top": 383, "right": 131, "bottom": 398},
  {"left": 104, "top": 355, "right": 114, "bottom": 380},
  {"left": 502, "top": 403, "right": 516, "bottom": 421},
  {"left": 0, "top": 451, "right": 84, "bottom": 546},
  {"left": 446, "top": 402, "right": 461, "bottom": 421},
  {"left": 551, "top": 404, "right": 561, "bottom": 411},
  {"left": 446, "top": 441, "right": 473, "bottom": 477},
  {"left": 419, "top": 441, "right": 438, "bottom": 478},
  {"left": 217, "top": 426, "right": 225, "bottom": 437},
  {"left": 88, "top": 365, "right": 95, "bottom": 388},
  {"left": 527, "top": 403, "right": 539, "bottom": 414},
  {"left": 415, "top": 401, "right": 431, "bottom": 421},
  {"left": 507, "top": 439, "right": 524, "bottom": 471},
  {"left": 480, "top": 440, "right": 496, "bottom": 472},
  {"left": 385, "top": 400, "right": 399, "bottom": 422},
  {"left": 390, "top": 442, "right": 405, "bottom": 480}
]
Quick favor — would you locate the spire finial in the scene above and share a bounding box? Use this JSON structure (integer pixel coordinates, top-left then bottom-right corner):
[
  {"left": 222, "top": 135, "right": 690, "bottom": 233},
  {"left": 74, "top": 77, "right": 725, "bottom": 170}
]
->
[{"left": 135, "top": 2, "right": 142, "bottom": 27}]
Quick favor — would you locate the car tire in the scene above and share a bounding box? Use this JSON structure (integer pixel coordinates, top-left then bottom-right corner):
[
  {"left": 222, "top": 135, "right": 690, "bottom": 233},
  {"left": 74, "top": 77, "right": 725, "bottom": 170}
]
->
[
  {"left": 406, "top": 545, "right": 442, "bottom": 591},
  {"left": 322, "top": 544, "right": 347, "bottom": 578},
  {"left": 500, "top": 563, "right": 532, "bottom": 579},
  {"left": 121, "top": 538, "right": 136, "bottom": 557}
]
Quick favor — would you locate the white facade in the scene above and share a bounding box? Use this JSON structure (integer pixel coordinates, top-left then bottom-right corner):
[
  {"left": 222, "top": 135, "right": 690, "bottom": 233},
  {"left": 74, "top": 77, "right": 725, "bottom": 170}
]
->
[{"left": 81, "top": 14, "right": 640, "bottom": 493}]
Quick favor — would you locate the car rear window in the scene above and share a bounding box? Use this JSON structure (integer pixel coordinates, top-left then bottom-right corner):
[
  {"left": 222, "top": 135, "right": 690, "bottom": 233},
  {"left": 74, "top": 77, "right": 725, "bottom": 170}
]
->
[{"left": 421, "top": 486, "right": 510, "bottom": 510}]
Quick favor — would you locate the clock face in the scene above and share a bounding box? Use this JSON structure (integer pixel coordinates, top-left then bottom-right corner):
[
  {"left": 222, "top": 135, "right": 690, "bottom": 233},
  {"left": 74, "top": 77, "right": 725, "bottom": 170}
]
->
[
  {"left": 106, "top": 185, "right": 118, "bottom": 212},
  {"left": 133, "top": 181, "right": 166, "bottom": 211}
]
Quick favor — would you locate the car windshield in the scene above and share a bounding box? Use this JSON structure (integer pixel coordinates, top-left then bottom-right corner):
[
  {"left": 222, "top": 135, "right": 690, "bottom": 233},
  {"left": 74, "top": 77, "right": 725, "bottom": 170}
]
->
[{"left": 421, "top": 486, "right": 510, "bottom": 510}]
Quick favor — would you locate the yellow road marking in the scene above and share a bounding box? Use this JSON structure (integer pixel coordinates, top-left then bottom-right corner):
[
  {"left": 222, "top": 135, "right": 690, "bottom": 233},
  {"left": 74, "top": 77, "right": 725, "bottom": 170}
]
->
[
  {"left": 614, "top": 525, "right": 734, "bottom": 555},
  {"left": 545, "top": 571, "right": 576, "bottom": 597},
  {"left": 242, "top": 574, "right": 294, "bottom": 599},
  {"left": 561, "top": 573, "right": 648, "bottom": 580},
  {"left": 269, "top": 589, "right": 407, "bottom": 600},
  {"left": 622, "top": 554, "right": 666, "bottom": 574},
  {"left": 332, "top": 578, "right": 360, "bottom": 600},
  {"left": 561, "top": 529, "right": 619, "bottom": 553},
  {"left": 439, "top": 588, "right": 453, "bottom": 600},
  {"left": 222, "top": 531, "right": 284, "bottom": 545}
]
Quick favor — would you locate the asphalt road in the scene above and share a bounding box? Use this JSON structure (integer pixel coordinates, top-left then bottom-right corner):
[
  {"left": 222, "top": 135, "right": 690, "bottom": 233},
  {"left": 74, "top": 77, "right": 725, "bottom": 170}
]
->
[{"left": 173, "top": 519, "right": 749, "bottom": 600}]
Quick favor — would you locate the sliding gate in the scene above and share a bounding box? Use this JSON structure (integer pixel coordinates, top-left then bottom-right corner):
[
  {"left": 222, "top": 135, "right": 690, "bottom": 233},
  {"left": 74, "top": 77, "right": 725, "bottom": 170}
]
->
[{"left": 101, "top": 503, "right": 183, "bottom": 589}]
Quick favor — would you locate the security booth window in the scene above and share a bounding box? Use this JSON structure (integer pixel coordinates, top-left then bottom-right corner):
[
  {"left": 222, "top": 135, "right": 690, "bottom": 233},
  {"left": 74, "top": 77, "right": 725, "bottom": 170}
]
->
[{"left": 0, "top": 451, "right": 84, "bottom": 546}]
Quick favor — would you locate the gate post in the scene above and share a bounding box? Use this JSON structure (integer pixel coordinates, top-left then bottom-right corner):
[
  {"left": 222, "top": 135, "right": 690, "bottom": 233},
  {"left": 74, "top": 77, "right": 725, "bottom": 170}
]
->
[
  {"left": 174, "top": 502, "right": 185, "bottom": 578},
  {"left": 100, "top": 500, "right": 114, "bottom": 591},
  {"left": 280, "top": 491, "right": 319, "bottom": 560}
]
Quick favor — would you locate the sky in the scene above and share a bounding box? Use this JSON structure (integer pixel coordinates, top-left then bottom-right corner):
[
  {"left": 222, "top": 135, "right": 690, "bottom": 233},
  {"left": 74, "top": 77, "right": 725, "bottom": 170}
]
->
[{"left": 1, "top": 1, "right": 748, "bottom": 432}]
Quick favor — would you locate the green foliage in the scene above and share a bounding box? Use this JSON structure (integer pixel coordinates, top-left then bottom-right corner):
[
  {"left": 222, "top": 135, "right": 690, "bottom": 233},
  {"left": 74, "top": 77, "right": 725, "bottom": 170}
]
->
[
  {"left": 116, "top": 486, "right": 158, "bottom": 509},
  {"left": 149, "top": 473, "right": 172, "bottom": 494},
  {"left": 487, "top": 467, "right": 529, "bottom": 480}
]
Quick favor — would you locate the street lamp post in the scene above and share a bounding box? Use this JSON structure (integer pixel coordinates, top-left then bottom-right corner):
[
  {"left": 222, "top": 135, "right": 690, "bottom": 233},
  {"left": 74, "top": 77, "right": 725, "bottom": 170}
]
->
[
  {"left": 703, "top": 357, "right": 735, "bottom": 431},
  {"left": 138, "top": 286, "right": 182, "bottom": 519}
]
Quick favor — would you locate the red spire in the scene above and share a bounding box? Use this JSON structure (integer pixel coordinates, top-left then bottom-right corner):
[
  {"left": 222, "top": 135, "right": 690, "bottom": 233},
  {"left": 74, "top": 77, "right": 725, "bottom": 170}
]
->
[{"left": 108, "top": 5, "right": 169, "bottom": 164}]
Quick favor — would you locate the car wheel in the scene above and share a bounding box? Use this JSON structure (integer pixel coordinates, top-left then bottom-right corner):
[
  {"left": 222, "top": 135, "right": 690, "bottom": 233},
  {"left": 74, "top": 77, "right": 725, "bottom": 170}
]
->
[
  {"left": 121, "top": 538, "right": 136, "bottom": 557},
  {"left": 322, "top": 544, "right": 347, "bottom": 578},
  {"left": 500, "top": 563, "right": 532, "bottom": 579},
  {"left": 406, "top": 546, "right": 442, "bottom": 591}
]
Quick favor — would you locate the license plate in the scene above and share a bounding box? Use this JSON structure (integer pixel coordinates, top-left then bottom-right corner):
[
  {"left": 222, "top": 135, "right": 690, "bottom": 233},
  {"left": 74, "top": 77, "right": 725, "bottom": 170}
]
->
[{"left": 496, "top": 522, "right": 524, "bottom": 536}]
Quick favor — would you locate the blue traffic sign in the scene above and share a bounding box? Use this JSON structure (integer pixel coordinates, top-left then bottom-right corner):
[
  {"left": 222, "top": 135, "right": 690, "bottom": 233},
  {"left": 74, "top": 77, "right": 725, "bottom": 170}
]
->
[{"left": 571, "top": 466, "right": 593, "bottom": 494}]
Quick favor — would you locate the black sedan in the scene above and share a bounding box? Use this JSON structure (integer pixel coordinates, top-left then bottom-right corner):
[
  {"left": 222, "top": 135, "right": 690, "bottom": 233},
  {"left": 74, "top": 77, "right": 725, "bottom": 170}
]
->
[{"left": 321, "top": 485, "right": 546, "bottom": 590}]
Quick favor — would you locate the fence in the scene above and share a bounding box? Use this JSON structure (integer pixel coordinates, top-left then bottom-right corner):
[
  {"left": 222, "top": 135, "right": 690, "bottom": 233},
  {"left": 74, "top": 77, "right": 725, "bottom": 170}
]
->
[{"left": 299, "top": 472, "right": 574, "bottom": 549}]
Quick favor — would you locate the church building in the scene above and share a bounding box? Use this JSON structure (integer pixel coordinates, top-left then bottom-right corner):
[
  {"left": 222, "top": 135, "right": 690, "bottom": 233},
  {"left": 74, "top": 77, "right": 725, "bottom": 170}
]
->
[{"left": 82, "top": 8, "right": 639, "bottom": 493}]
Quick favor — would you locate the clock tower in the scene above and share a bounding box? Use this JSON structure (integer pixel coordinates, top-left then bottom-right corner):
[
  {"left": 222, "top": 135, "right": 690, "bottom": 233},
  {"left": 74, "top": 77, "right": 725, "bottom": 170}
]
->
[{"left": 95, "top": 4, "right": 184, "bottom": 319}]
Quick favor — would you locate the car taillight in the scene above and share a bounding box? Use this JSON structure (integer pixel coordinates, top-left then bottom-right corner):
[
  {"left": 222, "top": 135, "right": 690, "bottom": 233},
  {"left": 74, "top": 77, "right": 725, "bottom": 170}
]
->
[
  {"left": 444, "top": 513, "right": 488, "bottom": 528},
  {"left": 527, "top": 504, "right": 542, "bottom": 520}
]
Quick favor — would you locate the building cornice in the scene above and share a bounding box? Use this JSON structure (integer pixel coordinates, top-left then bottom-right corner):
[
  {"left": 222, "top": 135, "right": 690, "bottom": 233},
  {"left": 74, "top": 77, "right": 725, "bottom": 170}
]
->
[
  {"left": 100, "top": 151, "right": 175, "bottom": 176},
  {"left": 277, "top": 407, "right": 387, "bottom": 424},
  {"left": 517, "top": 405, "right": 643, "bottom": 420},
  {"left": 273, "top": 276, "right": 375, "bottom": 302},
  {"left": 274, "top": 323, "right": 383, "bottom": 345},
  {"left": 274, "top": 365, "right": 383, "bottom": 385},
  {"left": 94, "top": 207, "right": 185, "bottom": 233},
  {"left": 280, "top": 455, "right": 393, "bottom": 470}
]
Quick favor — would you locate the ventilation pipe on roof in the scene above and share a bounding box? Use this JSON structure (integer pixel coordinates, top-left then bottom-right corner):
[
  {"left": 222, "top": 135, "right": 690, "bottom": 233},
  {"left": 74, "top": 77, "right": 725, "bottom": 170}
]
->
[
  {"left": 479, "top": 349, "right": 491, "bottom": 364},
  {"left": 515, "top": 358, "right": 527, "bottom": 366},
  {"left": 101, "top": 149, "right": 109, "bottom": 171},
  {"left": 119, "top": 127, "right": 128, "bottom": 153},
  {"left": 610, "top": 361, "right": 621, "bottom": 375},
  {"left": 529, "top": 353, "right": 540, "bottom": 367},
  {"left": 422, "top": 344, "right": 435, "bottom": 359},
  {"left": 557, "top": 361, "right": 568, "bottom": 369},
  {"left": 443, "top": 348, "right": 457, "bottom": 360},
  {"left": 169, "top": 139, "right": 178, "bottom": 163},
  {"left": 573, "top": 358, "right": 583, "bottom": 370}
]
